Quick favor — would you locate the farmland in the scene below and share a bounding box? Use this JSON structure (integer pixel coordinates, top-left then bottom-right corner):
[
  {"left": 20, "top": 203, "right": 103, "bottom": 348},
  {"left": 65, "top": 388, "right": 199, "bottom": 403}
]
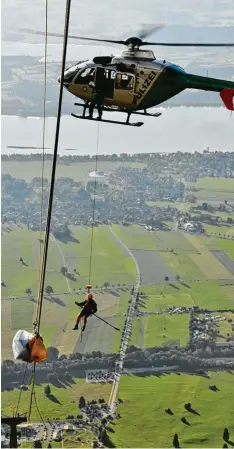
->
[
  {"left": 109, "top": 372, "right": 234, "bottom": 448},
  {"left": 2, "top": 222, "right": 234, "bottom": 359},
  {"left": 1, "top": 224, "right": 136, "bottom": 359},
  {"left": 131, "top": 314, "right": 190, "bottom": 348},
  {"left": 2, "top": 191, "right": 234, "bottom": 448},
  {"left": 1, "top": 159, "right": 144, "bottom": 184},
  {"left": 1, "top": 377, "right": 111, "bottom": 421}
]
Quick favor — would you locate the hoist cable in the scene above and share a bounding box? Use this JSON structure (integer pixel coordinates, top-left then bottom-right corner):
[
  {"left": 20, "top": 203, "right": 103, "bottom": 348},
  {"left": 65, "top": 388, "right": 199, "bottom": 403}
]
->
[{"left": 88, "top": 123, "right": 100, "bottom": 284}]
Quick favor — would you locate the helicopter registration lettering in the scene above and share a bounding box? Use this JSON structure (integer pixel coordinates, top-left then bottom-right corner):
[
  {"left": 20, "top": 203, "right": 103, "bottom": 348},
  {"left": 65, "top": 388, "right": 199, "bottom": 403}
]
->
[{"left": 135, "top": 70, "right": 158, "bottom": 103}]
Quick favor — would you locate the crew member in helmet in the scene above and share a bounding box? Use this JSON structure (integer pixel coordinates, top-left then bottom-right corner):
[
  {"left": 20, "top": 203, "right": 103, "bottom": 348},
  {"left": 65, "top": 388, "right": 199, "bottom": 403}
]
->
[
  {"left": 88, "top": 67, "right": 106, "bottom": 120},
  {"left": 73, "top": 293, "right": 97, "bottom": 332}
]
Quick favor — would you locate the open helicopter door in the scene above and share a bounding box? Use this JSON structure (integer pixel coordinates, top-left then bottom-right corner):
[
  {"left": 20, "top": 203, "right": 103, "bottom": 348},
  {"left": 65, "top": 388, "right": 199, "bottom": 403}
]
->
[
  {"left": 97, "top": 68, "right": 115, "bottom": 99},
  {"left": 113, "top": 72, "right": 135, "bottom": 106}
]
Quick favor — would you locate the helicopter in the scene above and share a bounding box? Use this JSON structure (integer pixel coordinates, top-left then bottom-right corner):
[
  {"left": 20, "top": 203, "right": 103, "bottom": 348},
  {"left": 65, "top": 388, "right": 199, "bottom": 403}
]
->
[{"left": 24, "top": 26, "right": 234, "bottom": 127}]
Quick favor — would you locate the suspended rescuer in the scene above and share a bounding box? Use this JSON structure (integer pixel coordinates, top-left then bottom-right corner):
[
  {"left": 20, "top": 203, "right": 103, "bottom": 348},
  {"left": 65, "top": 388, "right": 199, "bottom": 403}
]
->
[{"left": 73, "top": 293, "right": 98, "bottom": 332}]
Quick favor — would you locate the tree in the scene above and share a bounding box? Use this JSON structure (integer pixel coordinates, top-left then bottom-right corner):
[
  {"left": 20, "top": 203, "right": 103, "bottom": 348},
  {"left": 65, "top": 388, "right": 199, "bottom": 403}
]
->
[
  {"left": 176, "top": 274, "right": 180, "bottom": 281},
  {"left": 47, "top": 346, "right": 59, "bottom": 362},
  {"left": 103, "top": 281, "right": 110, "bottom": 289},
  {"left": 223, "top": 428, "right": 229, "bottom": 442},
  {"left": 25, "top": 288, "right": 32, "bottom": 296},
  {"left": 44, "top": 385, "right": 51, "bottom": 396},
  {"left": 164, "top": 276, "right": 169, "bottom": 282},
  {"left": 61, "top": 266, "right": 68, "bottom": 276},
  {"left": 45, "top": 285, "right": 54, "bottom": 295},
  {"left": 79, "top": 395, "right": 86, "bottom": 409},
  {"left": 173, "top": 434, "right": 180, "bottom": 448},
  {"left": 47, "top": 444, "right": 52, "bottom": 449}
]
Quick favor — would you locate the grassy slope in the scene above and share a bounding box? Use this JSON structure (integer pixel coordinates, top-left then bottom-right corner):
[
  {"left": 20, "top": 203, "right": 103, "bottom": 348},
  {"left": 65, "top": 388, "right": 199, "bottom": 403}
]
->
[{"left": 110, "top": 372, "right": 234, "bottom": 448}]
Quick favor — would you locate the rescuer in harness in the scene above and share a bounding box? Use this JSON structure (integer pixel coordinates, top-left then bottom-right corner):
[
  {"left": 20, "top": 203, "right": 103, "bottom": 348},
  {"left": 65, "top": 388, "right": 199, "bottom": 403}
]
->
[{"left": 73, "top": 292, "right": 97, "bottom": 332}]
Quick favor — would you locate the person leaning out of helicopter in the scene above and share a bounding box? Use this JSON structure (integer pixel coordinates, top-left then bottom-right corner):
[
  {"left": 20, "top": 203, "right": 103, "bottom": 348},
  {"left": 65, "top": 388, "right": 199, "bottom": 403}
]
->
[{"left": 88, "top": 81, "right": 104, "bottom": 120}]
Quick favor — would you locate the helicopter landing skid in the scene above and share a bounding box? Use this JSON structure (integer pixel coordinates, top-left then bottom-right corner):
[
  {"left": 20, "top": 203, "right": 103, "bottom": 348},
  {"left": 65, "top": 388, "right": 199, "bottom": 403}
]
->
[
  {"left": 74, "top": 102, "right": 162, "bottom": 119},
  {"left": 71, "top": 113, "right": 144, "bottom": 127}
]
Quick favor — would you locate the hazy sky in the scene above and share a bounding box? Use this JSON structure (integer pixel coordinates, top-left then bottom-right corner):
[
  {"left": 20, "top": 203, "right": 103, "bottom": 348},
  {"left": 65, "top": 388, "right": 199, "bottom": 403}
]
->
[{"left": 2, "top": 0, "right": 234, "bottom": 42}]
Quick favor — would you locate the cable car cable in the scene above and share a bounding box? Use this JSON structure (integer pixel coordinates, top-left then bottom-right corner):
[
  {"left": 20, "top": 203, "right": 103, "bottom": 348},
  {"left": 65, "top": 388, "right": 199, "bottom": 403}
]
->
[
  {"left": 35, "top": 0, "right": 49, "bottom": 323},
  {"left": 88, "top": 122, "right": 100, "bottom": 284},
  {"left": 28, "top": 0, "right": 72, "bottom": 423},
  {"left": 14, "top": 0, "right": 49, "bottom": 421}
]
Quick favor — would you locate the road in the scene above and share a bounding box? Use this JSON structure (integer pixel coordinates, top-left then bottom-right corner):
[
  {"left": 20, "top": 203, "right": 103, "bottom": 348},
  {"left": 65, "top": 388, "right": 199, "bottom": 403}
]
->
[{"left": 108, "top": 225, "right": 141, "bottom": 412}]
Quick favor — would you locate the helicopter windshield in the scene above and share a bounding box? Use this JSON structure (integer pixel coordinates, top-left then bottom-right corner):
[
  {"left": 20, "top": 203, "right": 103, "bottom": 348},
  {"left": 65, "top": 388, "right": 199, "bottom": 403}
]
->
[
  {"left": 74, "top": 68, "right": 95, "bottom": 84},
  {"left": 64, "top": 66, "right": 79, "bottom": 84}
]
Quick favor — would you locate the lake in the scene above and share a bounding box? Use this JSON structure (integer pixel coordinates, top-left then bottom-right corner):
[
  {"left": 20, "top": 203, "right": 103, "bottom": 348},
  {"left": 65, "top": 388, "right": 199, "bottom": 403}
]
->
[{"left": 1, "top": 108, "right": 233, "bottom": 156}]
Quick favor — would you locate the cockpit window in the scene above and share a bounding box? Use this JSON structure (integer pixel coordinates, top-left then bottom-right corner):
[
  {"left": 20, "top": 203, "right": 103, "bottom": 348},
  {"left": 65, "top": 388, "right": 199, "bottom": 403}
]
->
[
  {"left": 64, "top": 67, "right": 78, "bottom": 84},
  {"left": 115, "top": 73, "right": 134, "bottom": 90},
  {"left": 74, "top": 68, "right": 95, "bottom": 84}
]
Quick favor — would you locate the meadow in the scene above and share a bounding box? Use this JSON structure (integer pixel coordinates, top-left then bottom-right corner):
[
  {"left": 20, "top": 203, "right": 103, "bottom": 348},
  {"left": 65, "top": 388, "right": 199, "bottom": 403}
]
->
[
  {"left": 1, "top": 377, "right": 111, "bottom": 421},
  {"left": 113, "top": 224, "right": 234, "bottom": 281},
  {"left": 129, "top": 281, "right": 234, "bottom": 350},
  {"left": 131, "top": 314, "right": 190, "bottom": 348},
  {"left": 2, "top": 219, "right": 234, "bottom": 448},
  {"left": 1, "top": 224, "right": 136, "bottom": 359},
  {"left": 186, "top": 176, "right": 234, "bottom": 202},
  {"left": 109, "top": 372, "right": 234, "bottom": 448},
  {"left": 1, "top": 159, "right": 144, "bottom": 184},
  {"left": 2, "top": 222, "right": 234, "bottom": 359}
]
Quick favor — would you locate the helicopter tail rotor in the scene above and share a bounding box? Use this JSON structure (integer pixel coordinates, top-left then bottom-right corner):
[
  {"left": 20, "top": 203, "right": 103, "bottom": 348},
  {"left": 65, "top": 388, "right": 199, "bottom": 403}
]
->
[{"left": 220, "top": 88, "right": 234, "bottom": 111}]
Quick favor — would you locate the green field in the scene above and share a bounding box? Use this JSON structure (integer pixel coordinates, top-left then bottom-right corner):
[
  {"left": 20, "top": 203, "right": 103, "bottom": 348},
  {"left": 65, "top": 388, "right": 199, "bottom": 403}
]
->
[
  {"left": 204, "top": 223, "right": 234, "bottom": 237},
  {"left": 2, "top": 224, "right": 234, "bottom": 359},
  {"left": 192, "top": 177, "right": 234, "bottom": 191},
  {"left": 109, "top": 372, "right": 234, "bottom": 448},
  {"left": 131, "top": 314, "right": 190, "bottom": 348},
  {"left": 1, "top": 224, "right": 136, "bottom": 298},
  {"left": 130, "top": 281, "right": 234, "bottom": 349},
  {"left": 186, "top": 177, "right": 234, "bottom": 201},
  {"left": 140, "top": 281, "right": 234, "bottom": 310},
  {"left": 1, "top": 160, "right": 144, "bottom": 184},
  {"left": 1, "top": 224, "right": 136, "bottom": 359},
  {"left": 1, "top": 377, "right": 111, "bottom": 421},
  {"left": 2, "top": 220, "right": 234, "bottom": 448}
]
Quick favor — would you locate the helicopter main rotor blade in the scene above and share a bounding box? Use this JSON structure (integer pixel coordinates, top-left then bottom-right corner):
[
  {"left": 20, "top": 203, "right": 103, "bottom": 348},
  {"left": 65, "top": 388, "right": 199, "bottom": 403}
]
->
[
  {"left": 137, "top": 24, "right": 165, "bottom": 40},
  {"left": 142, "top": 41, "right": 234, "bottom": 47},
  {"left": 21, "top": 29, "right": 125, "bottom": 45}
]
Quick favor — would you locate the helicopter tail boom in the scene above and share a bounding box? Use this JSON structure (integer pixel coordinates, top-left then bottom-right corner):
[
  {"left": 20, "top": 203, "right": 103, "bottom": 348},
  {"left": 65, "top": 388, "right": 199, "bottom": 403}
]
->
[{"left": 183, "top": 73, "right": 234, "bottom": 109}]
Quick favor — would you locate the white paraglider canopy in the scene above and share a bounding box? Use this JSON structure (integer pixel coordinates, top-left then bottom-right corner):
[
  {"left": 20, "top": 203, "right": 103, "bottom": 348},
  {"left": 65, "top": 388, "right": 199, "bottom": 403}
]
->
[{"left": 12, "top": 329, "right": 33, "bottom": 362}]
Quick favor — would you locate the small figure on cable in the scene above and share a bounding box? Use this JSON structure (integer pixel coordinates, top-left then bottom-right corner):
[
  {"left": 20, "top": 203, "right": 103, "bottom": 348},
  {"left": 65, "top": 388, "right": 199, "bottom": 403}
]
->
[{"left": 73, "top": 285, "right": 97, "bottom": 332}]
